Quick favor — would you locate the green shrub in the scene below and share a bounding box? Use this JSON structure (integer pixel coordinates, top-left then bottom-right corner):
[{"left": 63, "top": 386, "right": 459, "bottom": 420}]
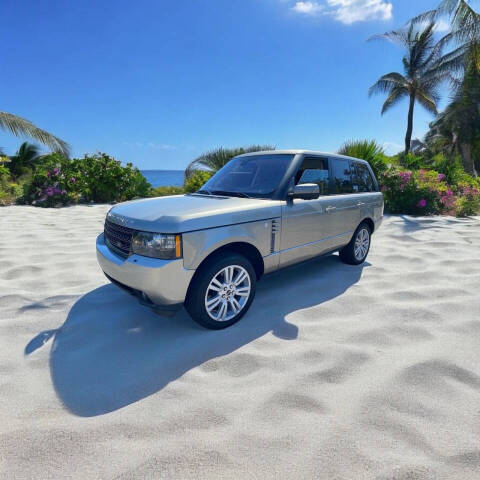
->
[
  {"left": 23, "top": 152, "right": 151, "bottom": 207},
  {"left": 381, "top": 168, "right": 440, "bottom": 215},
  {"left": 455, "top": 184, "right": 480, "bottom": 216},
  {"left": 0, "top": 164, "right": 23, "bottom": 205},
  {"left": 431, "top": 153, "right": 470, "bottom": 185},
  {"left": 379, "top": 165, "right": 480, "bottom": 216},
  {"left": 397, "top": 152, "right": 427, "bottom": 170},
  {"left": 150, "top": 185, "right": 185, "bottom": 197},
  {"left": 184, "top": 170, "right": 213, "bottom": 193}
]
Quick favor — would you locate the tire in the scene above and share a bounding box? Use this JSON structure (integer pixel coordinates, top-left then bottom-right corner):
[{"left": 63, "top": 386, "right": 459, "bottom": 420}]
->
[
  {"left": 339, "top": 222, "right": 371, "bottom": 265},
  {"left": 185, "top": 252, "right": 257, "bottom": 329}
]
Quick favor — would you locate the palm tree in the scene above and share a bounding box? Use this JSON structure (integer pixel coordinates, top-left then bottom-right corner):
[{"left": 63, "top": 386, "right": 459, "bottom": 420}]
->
[
  {"left": 0, "top": 112, "right": 70, "bottom": 157},
  {"left": 8, "top": 142, "right": 41, "bottom": 180},
  {"left": 426, "top": 63, "right": 480, "bottom": 175},
  {"left": 412, "top": 1, "right": 479, "bottom": 77},
  {"left": 369, "top": 22, "right": 448, "bottom": 154},
  {"left": 185, "top": 145, "right": 275, "bottom": 181}
]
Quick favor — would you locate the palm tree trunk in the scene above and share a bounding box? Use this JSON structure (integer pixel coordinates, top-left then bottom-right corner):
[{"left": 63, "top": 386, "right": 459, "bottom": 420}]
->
[
  {"left": 459, "top": 142, "right": 478, "bottom": 176},
  {"left": 405, "top": 92, "right": 415, "bottom": 155}
]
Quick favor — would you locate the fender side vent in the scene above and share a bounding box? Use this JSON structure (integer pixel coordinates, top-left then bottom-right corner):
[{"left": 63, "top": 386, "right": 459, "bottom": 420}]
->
[{"left": 271, "top": 219, "right": 280, "bottom": 253}]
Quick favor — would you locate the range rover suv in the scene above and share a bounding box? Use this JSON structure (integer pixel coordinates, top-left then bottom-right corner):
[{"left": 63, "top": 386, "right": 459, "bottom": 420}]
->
[{"left": 96, "top": 150, "right": 383, "bottom": 329}]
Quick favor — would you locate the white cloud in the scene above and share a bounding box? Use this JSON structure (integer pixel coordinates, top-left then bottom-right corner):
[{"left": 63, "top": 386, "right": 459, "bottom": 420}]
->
[
  {"left": 328, "top": 0, "right": 392, "bottom": 24},
  {"left": 292, "top": 1, "right": 325, "bottom": 14},
  {"left": 382, "top": 141, "right": 403, "bottom": 155},
  {"left": 290, "top": 0, "right": 393, "bottom": 24}
]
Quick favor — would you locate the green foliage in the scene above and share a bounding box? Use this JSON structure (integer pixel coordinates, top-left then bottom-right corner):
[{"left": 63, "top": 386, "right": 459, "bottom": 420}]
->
[
  {"left": 184, "top": 170, "right": 213, "bottom": 193},
  {"left": 7, "top": 142, "right": 40, "bottom": 180},
  {"left": 0, "top": 164, "right": 23, "bottom": 205},
  {"left": 430, "top": 153, "right": 469, "bottom": 185},
  {"left": 185, "top": 145, "right": 274, "bottom": 180},
  {"left": 398, "top": 152, "right": 427, "bottom": 170},
  {"left": 338, "top": 139, "right": 389, "bottom": 178},
  {"left": 151, "top": 185, "right": 185, "bottom": 197},
  {"left": 22, "top": 152, "right": 151, "bottom": 207},
  {"left": 455, "top": 195, "right": 480, "bottom": 217},
  {"left": 378, "top": 165, "right": 480, "bottom": 216}
]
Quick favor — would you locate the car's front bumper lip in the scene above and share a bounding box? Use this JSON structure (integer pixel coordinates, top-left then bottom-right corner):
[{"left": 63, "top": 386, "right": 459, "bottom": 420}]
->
[{"left": 96, "top": 233, "right": 194, "bottom": 306}]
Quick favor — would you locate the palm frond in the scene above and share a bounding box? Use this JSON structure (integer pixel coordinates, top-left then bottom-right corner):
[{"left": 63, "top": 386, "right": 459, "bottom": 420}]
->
[
  {"left": 368, "top": 29, "right": 409, "bottom": 47},
  {"left": 369, "top": 72, "right": 408, "bottom": 97},
  {"left": 185, "top": 145, "right": 275, "bottom": 180},
  {"left": 0, "top": 112, "right": 70, "bottom": 157},
  {"left": 451, "top": 0, "right": 480, "bottom": 43},
  {"left": 410, "top": 9, "right": 440, "bottom": 27},
  {"left": 381, "top": 87, "right": 408, "bottom": 114},
  {"left": 415, "top": 90, "right": 439, "bottom": 115}
]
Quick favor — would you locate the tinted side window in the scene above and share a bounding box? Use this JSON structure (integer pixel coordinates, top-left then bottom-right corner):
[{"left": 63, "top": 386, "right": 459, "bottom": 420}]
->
[
  {"left": 355, "top": 163, "right": 375, "bottom": 192},
  {"left": 330, "top": 159, "right": 353, "bottom": 194},
  {"left": 295, "top": 157, "right": 329, "bottom": 195}
]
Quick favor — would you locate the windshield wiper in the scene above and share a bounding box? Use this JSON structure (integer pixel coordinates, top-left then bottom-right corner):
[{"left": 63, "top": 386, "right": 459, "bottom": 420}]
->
[
  {"left": 195, "top": 189, "right": 213, "bottom": 195},
  {"left": 210, "top": 190, "right": 252, "bottom": 198}
]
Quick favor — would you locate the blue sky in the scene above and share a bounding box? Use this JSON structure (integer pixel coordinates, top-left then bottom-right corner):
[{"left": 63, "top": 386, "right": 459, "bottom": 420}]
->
[{"left": 2, "top": 0, "right": 447, "bottom": 169}]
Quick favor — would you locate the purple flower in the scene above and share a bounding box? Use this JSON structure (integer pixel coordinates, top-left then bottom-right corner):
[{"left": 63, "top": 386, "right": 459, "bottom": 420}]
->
[
  {"left": 46, "top": 171, "right": 51, "bottom": 177},
  {"left": 70, "top": 177, "right": 76, "bottom": 183},
  {"left": 61, "top": 189, "right": 67, "bottom": 195},
  {"left": 45, "top": 187, "right": 54, "bottom": 197},
  {"left": 417, "top": 199, "right": 427, "bottom": 208},
  {"left": 53, "top": 168, "right": 60, "bottom": 175},
  {"left": 437, "top": 173, "right": 446, "bottom": 182}
]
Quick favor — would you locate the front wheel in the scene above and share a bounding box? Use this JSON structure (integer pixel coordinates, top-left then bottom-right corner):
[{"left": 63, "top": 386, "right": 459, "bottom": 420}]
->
[
  {"left": 185, "top": 253, "right": 257, "bottom": 329},
  {"left": 339, "top": 223, "right": 371, "bottom": 265}
]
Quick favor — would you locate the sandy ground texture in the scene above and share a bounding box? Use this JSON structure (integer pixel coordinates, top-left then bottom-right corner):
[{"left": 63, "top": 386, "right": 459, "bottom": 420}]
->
[{"left": 1, "top": 205, "right": 480, "bottom": 480}]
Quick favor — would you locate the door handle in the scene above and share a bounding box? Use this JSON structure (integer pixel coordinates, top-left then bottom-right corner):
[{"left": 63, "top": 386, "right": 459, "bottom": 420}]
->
[{"left": 325, "top": 206, "right": 336, "bottom": 212}]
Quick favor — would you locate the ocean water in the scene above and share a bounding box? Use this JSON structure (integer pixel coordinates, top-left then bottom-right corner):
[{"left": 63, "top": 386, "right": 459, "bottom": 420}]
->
[{"left": 141, "top": 170, "right": 184, "bottom": 188}]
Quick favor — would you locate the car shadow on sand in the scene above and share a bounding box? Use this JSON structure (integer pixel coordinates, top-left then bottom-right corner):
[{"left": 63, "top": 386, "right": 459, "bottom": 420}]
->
[{"left": 27, "top": 254, "right": 367, "bottom": 417}]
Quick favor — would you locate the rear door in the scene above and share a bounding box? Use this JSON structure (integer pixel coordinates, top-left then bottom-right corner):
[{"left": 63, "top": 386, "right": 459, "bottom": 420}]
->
[
  {"left": 353, "top": 161, "right": 384, "bottom": 223},
  {"left": 324, "top": 158, "right": 360, "bottom": 247}
]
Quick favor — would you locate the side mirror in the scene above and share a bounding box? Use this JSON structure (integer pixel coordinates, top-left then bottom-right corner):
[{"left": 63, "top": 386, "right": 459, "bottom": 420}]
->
[{"left": 288, "top": 183, "right": 320, "bottom": 200}]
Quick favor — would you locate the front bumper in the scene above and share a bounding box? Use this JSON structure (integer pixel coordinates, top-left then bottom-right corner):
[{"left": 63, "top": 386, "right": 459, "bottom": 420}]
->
[{"left": 96, "top": 233, "right": 194, "bottom": 307}]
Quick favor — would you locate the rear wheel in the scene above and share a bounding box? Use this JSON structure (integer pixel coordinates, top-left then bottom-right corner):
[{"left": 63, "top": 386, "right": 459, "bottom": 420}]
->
[
  {"left": 339, "top": 223, "right": 371, "bottom": 265},
  {"left": 185, "top": 253, "right": 257, "bottom": 329}
]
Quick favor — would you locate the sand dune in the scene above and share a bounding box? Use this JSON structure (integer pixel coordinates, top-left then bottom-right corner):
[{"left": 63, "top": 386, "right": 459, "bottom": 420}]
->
[{"left": 1, "top": 205, "right": 480, "bottom": 479}]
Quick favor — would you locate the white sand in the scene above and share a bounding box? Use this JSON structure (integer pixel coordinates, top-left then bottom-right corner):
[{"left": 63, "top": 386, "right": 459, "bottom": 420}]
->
[{"left": 1, "top": 205, "right": 480, "bottom": 479}]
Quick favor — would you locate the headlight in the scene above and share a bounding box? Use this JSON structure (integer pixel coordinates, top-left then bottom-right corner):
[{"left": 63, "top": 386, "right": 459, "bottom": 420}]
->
[{"left": 131, "top": 232, "right": 182, "bottom": 259}]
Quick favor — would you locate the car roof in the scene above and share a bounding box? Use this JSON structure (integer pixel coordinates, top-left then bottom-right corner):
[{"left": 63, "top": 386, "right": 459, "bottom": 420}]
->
[{"left": 235, "top": 150, "right": 370, "bottom": 165}]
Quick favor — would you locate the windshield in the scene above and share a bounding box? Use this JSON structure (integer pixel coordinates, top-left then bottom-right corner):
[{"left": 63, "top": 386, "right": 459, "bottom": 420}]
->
[{"left": 199, "top": 154, "right": 294, "bottom": 199}]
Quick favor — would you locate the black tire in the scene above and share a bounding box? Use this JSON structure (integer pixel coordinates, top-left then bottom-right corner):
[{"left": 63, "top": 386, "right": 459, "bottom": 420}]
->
[
  {"left": 185, "top": 252, "right": 257, "bottom": 329},
  {"left": 339, "top": 222, "right": 372, "bottom": 265}
]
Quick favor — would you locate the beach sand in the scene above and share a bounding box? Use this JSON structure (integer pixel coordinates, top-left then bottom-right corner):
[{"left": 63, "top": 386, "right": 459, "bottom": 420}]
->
[{"left": 1, "top": 205, "right": 480, "bottom": 479}]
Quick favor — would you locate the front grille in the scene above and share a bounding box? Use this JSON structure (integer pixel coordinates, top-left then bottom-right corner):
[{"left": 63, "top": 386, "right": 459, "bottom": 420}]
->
[{"left": 104, "top": 218, "right": 135, "bottom": 256}]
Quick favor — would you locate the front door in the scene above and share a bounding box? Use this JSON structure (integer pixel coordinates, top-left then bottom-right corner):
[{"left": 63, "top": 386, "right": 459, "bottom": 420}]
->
[{"left": 280, "top": 156, "right": 337, "bottom": 267}]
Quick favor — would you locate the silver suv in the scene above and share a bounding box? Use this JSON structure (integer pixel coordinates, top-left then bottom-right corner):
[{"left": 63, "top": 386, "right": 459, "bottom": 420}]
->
[{"left": 96, "top": 150, "right": 383, "bottom": 329}]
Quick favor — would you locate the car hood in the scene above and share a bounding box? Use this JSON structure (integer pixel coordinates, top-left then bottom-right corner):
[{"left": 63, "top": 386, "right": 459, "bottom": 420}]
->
[{"left": 107, "top": 194, "right": 283, "bottom": 233}]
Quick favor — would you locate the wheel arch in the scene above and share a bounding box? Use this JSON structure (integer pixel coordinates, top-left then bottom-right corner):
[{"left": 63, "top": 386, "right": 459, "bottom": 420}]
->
[
  {"left": 185, "top": 241, "right": 264, "bottom": 304},
  {"left": 360, "top": 217, "right": 375, "bottom": 233},
  {"left": 192, "top": 242, "right": 264, "bottom": 280}
]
